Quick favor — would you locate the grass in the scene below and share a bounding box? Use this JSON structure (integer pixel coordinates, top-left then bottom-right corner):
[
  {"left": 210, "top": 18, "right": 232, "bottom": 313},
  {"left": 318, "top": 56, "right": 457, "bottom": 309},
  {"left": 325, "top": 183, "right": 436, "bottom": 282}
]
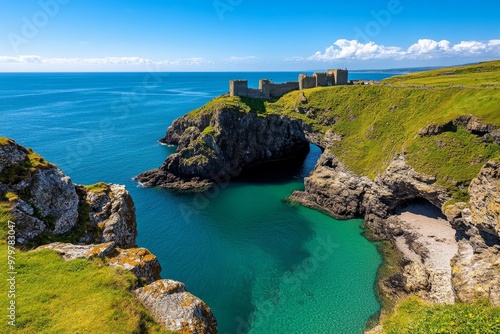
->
[
  {"left": 363, "top": 227, "right": 406, "bottom": 314},
  {"left": 26, "top": 186, "right": 102, "bottom": 249},
  {"left": 380, "top": 296, "right": 500, "bottom": 334},
  {"left": 187, "top": 61, "right": 500, "bottom": 200},
  {"left": 0, "top": 197, "right": 174, "bottom": 333},
  {"left": 84, "top": 182, "right": 111, "bottom": 194},
  {"left": 383, "top": 60, "right": 500, "bottom": 88}
]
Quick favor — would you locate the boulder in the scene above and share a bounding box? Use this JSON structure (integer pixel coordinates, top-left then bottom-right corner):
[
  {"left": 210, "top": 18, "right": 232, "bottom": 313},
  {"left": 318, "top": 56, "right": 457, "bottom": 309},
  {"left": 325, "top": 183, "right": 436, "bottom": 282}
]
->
[{"left": 134, "top": 280, "right": 218, "bottom": 334}]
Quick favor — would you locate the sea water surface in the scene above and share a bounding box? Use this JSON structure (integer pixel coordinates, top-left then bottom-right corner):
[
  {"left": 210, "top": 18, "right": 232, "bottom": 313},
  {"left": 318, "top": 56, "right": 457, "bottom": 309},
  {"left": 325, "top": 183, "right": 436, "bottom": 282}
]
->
[{"left": 0, "top": 71, "right": 395, "bottom": 333}]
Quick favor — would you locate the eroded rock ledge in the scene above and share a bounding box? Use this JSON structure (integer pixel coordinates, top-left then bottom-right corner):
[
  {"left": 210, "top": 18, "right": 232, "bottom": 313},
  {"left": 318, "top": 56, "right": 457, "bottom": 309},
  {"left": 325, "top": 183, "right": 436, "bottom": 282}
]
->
[
  {"left": 0, "top": 139, "right": 218, "bottom": 334},
  {"left": 136, "top": 106, "right": 310, "bottom": 191},
  {"left": 292, "top": 149, "right": 500, "bottom": 307}
]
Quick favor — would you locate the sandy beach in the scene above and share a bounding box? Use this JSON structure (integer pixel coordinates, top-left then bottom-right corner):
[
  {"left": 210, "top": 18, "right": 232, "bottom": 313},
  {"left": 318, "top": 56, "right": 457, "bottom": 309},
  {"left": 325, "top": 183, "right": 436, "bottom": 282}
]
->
[{"left": 395, "top": 202, "right": 459, "bottom": 303}]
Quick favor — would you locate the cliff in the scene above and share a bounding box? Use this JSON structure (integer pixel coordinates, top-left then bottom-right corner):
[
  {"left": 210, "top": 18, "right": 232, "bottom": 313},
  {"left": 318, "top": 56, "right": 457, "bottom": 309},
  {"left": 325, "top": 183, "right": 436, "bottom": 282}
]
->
[
  {"left": 136, "top": 101, "right": 310, "bottom": 190},
  {"left": 0, "top": 138, "right": 217, "bottom": 334},
  {"left": 137, "top": 60, "right": 500, "bottom": 331}
]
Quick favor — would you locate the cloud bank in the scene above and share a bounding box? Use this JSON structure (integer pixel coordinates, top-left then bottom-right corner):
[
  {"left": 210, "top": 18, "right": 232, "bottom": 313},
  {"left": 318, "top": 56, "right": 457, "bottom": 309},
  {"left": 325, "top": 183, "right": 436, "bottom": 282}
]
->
[
  {"left": 0, "top": 55, "right": 207, "bottom": 66},
  {"left": 308, "top": 39, "right": 500, "bottom": 61}
]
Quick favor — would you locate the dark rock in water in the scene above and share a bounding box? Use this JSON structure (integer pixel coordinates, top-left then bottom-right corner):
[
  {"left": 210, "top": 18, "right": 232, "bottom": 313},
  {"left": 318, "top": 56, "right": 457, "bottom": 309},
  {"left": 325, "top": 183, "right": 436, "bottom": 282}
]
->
[{"left": 137, "top": 106, "right": 310, "bottom": 191}]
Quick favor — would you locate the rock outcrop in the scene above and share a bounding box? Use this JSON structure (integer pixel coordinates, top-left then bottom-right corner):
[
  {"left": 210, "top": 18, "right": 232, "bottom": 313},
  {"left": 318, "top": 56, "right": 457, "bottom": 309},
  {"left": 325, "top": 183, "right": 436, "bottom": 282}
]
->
[
  {"left": 293, "top": 148, "right": 500, "bottom": 307},
  {"left": 134, "top": 280, "right": 218, "bottom": 334},
  {"left": 0, "top": 139, "right": 79, "bottom": 244},
  {"left": 1, "top": 138, "right": 218, "bottom": 334},
  {"left": 291, "top": 151, "right": 460, "bottom": 304},
  {"left": 136, "top": 105, "right": 310, "bottom": 191},
  {"left": 86, "top": 184, "right": 138, "bottom": 248},
  {"left": 447, "top": 160, "right": 500, "bottom": 306},
  {"left": 418, "top": 115, "right": 500, "bottom": 145}
]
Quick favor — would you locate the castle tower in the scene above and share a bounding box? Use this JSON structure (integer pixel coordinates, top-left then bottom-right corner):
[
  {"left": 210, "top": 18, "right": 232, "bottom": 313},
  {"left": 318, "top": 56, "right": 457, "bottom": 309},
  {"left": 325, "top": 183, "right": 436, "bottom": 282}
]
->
[{"left": 229, "top": 80, "right": 248, "bottom": 97}]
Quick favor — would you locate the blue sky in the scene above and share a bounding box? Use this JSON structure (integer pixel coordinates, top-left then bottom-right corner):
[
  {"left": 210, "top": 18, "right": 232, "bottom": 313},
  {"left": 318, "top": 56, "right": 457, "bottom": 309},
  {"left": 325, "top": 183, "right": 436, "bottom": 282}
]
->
[{"left": 0, "top": 0, "right": 499, "bottom": 71}]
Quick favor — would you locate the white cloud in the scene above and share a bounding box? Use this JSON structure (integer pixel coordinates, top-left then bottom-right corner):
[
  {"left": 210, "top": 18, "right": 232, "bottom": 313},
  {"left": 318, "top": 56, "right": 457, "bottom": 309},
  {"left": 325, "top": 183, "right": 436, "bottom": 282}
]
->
[
  {"left": 0, "top": 56, "right": 208, "bottom": 66},
  {"left": 224, "top": 56, "right": 257, "bottom": 62},
  {"left": 308, "top": 39, "right": 500, "bottom": 61}
]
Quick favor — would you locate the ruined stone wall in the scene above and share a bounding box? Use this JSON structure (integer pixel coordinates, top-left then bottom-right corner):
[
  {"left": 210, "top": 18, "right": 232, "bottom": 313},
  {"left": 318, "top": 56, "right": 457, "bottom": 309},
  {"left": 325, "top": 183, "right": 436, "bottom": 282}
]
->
[
  {"left": 230, "top": 80, "right": 248, "bottom": 97},
  {"left": 299, "top": 74, "right": 317, "bottom": 90},
  {"left": 328, "top": 69, "right": 349, "bottom": 85},
  {"left": 269, "top": 81, "right": 299, "bottom": 97},
  {"left": 230, "top": 69, "right": 348, "bottom": 99}
]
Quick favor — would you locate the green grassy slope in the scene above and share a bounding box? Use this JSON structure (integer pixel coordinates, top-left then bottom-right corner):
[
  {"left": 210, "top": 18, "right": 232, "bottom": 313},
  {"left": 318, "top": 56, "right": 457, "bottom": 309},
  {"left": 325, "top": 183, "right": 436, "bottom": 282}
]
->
[
  {"left": 379, "top": 296, "right": 500, "bottom": 334},
  {"left": 194, "top": 60, "right": 500, "bottom": 201}
]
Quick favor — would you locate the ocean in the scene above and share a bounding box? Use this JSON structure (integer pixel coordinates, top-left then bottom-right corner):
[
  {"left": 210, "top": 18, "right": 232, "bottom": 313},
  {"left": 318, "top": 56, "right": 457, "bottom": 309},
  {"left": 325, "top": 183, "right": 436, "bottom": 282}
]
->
[{"left": 0, "top": 71, "right": 399, "bottom": 333}]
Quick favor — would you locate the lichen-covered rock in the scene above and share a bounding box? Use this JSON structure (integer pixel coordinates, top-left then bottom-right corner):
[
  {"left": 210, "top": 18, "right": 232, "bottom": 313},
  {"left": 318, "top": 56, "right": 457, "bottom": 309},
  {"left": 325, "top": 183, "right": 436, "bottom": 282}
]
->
[
  {"left": 0, "top": 138, "right": 29, "bottom": 174},
  {"left": 86, "top": 184, "right": 138, "bottom": 248},
  {"left": 106, "top": 247, "right": 161, "bottom": 284},
  {"left": 462, "top": 160, "right": 500, "bottom": 238},
  {"left": 15, "top": 168, "right": 80, "bottom": 235},
  {"left": 134, "top": 280, "right": 218, "bottom": 334},
  {"left": 137, "top": 107, "right": 309, "bottom": 191},
  {"left": 451, "top": 241, "right": 500, "bottom": 306},
  {"left": 36, "top": 242, "right": 116, "bottom": 260},
  {"left": 0, "top": 139, "right": 79, "bottom": 243},
  {"left": 290, "top": 150, "right": 370, "bottom": 219},
  {"left": 36, "top": 242, "right": 161, "bottom": 285}
]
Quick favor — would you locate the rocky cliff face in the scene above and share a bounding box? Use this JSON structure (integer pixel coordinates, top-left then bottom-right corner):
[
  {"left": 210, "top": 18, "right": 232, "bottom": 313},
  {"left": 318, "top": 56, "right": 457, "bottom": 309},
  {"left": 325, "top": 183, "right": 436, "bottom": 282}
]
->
[
  {"left": 1, "top": 138, "right": 218, "bottom": 334},
  {"left": 448, "top": 160, "right": 500, "bottom": 306},
  {"left": 136, "top": 106, "right": 310, "bottom": 191},
  {"left": 85, "top": 184, "right": 138, "bottom": 248},
  {"left": 0, "top": 139, "right": 79, "bottom": 244},
  {"left": 292, "top": 147, "right": 500, "bottom": 307}
]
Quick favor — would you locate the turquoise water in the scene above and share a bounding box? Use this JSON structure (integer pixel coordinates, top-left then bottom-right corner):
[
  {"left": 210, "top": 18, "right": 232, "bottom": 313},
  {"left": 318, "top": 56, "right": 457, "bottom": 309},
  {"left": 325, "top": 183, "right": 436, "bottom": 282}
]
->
[{"left": 0, "top": 72, "right": 385, "bottom": 333}]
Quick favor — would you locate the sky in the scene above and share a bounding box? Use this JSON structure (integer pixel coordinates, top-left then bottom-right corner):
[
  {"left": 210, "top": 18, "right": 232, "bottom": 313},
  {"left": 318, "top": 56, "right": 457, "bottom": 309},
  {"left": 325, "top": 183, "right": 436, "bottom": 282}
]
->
[{"left": 0, "top": 0, "right": 499, "bottom": 71}]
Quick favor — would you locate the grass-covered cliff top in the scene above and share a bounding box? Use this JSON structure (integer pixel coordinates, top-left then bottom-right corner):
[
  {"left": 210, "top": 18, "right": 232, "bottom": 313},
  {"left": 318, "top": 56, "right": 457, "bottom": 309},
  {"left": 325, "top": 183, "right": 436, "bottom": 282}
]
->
[
  {"left": 189, "top": 60, "right": 500, "bottom": 201},
  {"left": 0, "top": 203, "right": 171, "bottom": 333}
]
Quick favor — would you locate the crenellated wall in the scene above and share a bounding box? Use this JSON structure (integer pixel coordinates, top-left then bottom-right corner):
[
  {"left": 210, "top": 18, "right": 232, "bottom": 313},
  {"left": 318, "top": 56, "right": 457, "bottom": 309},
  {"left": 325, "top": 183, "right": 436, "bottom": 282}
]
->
[{"left": 230, "top": 69, "right": 348, "bottom": 99}]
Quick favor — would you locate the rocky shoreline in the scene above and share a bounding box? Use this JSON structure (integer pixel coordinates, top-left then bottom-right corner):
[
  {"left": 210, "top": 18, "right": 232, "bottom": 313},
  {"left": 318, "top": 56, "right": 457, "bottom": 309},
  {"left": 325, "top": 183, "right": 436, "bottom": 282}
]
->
[
  {"left": 136, "top": 95, "right": 500, "bottom": 331},
  {"left": 136, "top": 105, "right": 311, "bottom": 190},
  {"left": 0, "top": 139, "right": 218, "bottom": 334}
]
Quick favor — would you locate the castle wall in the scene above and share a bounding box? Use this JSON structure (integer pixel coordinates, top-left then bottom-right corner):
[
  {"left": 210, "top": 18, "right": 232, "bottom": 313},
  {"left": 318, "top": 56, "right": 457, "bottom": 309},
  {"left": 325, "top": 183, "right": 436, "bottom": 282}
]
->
[
  {"left": 314, "top": 72, "right": 328, "bottom": 86},
  {"left": 230, "top": 69, "right": 348, "bottom": 99},
  {"left": 299, "top": 74, "right": 316, "bottom": 90},
  {"left": 328, "top": 69, "right": 349, "bottom": 85},
  {"left": 269, "top": 81, "right": 299, "bottom": 97},
  {"left": 245, "top": 88, "right": 267, "bottom": 99},
  {"left": 230, "top": 80, "right": 248, "bottom": 97}
]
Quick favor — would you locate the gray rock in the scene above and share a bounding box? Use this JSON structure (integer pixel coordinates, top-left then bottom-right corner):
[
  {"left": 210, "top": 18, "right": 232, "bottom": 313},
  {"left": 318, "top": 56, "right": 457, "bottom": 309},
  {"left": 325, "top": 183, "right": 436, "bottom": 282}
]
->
[
  {"left": 134, "top": 280, "right": 218, "bottom": 334},
  {"left": 22, "top": 168, "right": 79, "bottom": 235},
  {"left": 86, "top": 184, "right": 138, "bottom": 248},
  {"left": 137, "top": 107, "right": 310, "bottom": 191},
  {"left": 106, "top": 247, "right": 162, "bottom": 284},
  {"left": 36, "top": 242, "right": 116, "bottom": 260}
]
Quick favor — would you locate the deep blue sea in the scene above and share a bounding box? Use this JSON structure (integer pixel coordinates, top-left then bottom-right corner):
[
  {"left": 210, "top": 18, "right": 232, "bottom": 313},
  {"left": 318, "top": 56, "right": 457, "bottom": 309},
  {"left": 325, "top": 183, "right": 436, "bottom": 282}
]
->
[{"left": 0, "top": 71, "right": 399, "bottom": 333}]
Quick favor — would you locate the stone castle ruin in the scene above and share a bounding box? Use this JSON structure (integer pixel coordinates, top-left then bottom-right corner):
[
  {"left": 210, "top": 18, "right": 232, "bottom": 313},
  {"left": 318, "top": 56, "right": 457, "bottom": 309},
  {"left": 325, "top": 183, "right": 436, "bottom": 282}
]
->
[{"left": 230, "top": 69, "right": 348, "bottom": 99}]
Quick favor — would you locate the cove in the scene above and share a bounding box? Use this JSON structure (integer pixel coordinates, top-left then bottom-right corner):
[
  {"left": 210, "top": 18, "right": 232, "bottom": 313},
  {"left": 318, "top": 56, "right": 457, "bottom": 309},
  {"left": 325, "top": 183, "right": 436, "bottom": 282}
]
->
[{"left": 0, "top": 72, "right": 383, "bottom": 333}]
